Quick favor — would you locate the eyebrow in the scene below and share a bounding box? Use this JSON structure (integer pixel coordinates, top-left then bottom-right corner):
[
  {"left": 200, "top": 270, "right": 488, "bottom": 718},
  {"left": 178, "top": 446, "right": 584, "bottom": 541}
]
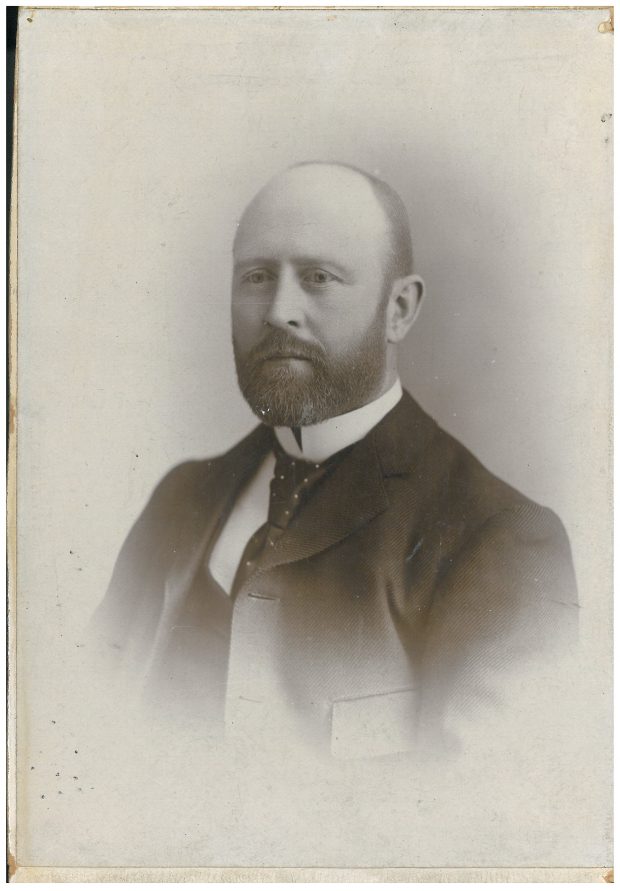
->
[
  {"left": 233, "top": 256, "right": 353, "bottom": 278},
  {"left": 293, "top": 256, "right": 352, "bottom": 277}
]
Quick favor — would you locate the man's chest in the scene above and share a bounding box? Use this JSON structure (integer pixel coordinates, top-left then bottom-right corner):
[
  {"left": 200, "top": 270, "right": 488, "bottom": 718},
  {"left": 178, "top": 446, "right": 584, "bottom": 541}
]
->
[{"left": 151, "top": 518, "right": 436, "bottom": 757}]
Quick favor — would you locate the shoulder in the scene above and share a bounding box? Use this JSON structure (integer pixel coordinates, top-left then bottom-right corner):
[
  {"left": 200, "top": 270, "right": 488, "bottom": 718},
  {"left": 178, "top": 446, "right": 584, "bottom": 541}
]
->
[
  {"left": 435, "top": 429, "right": 576, "bottom": 596},
  {"left": 423, "top": 435, "right": 578, "bottom": 631},
  {"left": 442, "top": 435, "right": 576, "bottom": 601},
  {"left": 397, "top": 391, "right": 564, "bottom": 526},
  {"left": 140, "top": 423, "right": 273, "bottom": 516},
  {"left": 93, "top": 424, "right": 272, "bottom": 646},
  {"left": 141, "top": 455, "right": 219, "bottom": 515},
  {"left": 388, "top": 391, "right": 577, "bottom": 603},
  {"left": 109, "top": 422, "right": 272, "bottom": 574}
]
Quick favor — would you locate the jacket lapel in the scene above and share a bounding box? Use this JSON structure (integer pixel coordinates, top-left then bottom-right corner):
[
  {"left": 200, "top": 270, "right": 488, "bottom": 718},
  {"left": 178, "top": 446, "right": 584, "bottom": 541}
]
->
[
  {"left": 160, "top": 425, "right": 273, "bottom": 612},
  {"left": 259, "top": 431, "right": 389, "bottom": 571}
]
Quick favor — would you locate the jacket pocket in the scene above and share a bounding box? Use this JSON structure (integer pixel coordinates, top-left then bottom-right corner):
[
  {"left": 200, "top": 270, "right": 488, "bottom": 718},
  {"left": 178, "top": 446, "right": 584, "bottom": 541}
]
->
[{"left": 330, "top": 688, "right": 417, "bottom": 760}]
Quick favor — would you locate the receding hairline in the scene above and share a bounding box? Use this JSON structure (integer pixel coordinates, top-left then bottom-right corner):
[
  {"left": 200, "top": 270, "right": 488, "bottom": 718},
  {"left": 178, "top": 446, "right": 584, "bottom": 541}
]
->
[
  {"left": 235, "top": 161, "right": 415, "bottom": 284},
  {"left": 286, "top": 161, "right": 414, "bottom": 281}
]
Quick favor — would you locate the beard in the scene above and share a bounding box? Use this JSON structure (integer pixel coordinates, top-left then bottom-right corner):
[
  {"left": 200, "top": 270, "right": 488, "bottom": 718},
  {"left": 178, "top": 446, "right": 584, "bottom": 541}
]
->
[{"left": 233, "top": 307, "right": 389, "bottom": 427}]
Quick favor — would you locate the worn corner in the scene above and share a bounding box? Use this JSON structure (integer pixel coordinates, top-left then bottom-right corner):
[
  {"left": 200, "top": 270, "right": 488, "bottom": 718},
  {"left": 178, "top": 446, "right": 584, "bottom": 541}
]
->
[{"left": 7, "top": 851, "right": 18, "bottom": 882}]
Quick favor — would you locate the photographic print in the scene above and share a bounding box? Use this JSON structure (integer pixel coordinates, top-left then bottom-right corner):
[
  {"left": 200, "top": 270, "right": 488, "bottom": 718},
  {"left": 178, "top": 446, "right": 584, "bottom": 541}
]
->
[{"left": 9, "top": 6, "right": 612, "bottom": 880}]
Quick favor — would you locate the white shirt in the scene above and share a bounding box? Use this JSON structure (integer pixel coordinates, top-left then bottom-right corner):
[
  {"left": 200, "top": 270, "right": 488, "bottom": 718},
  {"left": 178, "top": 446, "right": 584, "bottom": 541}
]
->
[{"left": 208, "top": 379, "right": 403, "bottom": 593}]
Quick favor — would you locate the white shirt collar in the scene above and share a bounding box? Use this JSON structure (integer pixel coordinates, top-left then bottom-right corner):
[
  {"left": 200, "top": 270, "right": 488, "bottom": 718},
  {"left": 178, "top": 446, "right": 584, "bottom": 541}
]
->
[{"left": 274, "top": 379, "right": 403, "bottom": 464}]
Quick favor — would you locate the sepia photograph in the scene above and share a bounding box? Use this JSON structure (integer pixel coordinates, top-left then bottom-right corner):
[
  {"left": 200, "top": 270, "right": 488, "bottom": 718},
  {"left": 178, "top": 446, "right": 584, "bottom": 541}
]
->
[{"left": 9, "top": 5, "right": 612, "bottom": 880}]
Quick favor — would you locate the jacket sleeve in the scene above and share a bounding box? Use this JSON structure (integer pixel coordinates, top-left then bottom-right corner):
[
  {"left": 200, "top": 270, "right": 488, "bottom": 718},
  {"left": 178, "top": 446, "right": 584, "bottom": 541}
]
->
[
  {"left": 416, "top": 501, "right": 579, "bottom": 754},
  {"left": 90, "top": 461, "right": 202, "bottom": 662}
]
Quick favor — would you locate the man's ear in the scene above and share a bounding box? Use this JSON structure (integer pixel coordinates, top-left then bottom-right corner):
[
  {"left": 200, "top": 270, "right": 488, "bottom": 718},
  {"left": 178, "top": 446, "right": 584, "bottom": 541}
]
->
[{"left": 386, "top": 274, "right": 425, "bottom": 343}]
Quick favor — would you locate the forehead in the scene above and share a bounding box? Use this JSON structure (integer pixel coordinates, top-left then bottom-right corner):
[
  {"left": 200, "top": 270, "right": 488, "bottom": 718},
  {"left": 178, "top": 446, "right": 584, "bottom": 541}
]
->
[{"left": 234, "top": 168, "right": 390, "bottom": 271}]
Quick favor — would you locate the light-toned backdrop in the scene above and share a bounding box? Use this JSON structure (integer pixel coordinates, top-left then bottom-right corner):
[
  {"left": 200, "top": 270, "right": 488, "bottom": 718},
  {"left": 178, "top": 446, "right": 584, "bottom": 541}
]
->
[{"left": 14, "top": 7, "right": 612, "bottom": 868}]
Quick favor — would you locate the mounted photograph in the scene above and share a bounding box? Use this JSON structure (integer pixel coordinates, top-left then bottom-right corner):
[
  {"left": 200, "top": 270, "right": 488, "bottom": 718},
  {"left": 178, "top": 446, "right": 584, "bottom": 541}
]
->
[{"left": 9, "top": 6, "right": 612, "bottom": 881}]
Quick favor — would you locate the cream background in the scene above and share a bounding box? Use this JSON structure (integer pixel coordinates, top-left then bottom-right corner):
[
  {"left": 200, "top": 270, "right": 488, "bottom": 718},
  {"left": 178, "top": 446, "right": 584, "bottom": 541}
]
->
[{"left": 14, "top": 7, "right": 612, "bottom": 869}]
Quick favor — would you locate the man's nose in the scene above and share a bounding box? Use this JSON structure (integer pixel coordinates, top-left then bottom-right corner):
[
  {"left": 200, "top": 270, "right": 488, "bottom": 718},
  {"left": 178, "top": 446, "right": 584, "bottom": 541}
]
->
[{"left": 264, "top": 269, "right": 305, "bottom": 330}]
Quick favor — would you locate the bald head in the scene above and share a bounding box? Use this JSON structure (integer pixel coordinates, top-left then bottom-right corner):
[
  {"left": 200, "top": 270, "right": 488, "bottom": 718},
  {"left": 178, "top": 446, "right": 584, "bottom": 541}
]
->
[
  {"left": 290, "top": 162, "right": 414, "bottom": 281},
  {"left": 234, "top": 162, "right": 414, "bottom": 289}
]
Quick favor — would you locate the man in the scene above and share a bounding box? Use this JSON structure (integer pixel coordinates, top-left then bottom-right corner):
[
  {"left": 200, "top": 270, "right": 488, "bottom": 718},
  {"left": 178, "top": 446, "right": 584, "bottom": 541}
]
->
[{"left": 96, "top": 162, "right": 578, "bottom": 759}]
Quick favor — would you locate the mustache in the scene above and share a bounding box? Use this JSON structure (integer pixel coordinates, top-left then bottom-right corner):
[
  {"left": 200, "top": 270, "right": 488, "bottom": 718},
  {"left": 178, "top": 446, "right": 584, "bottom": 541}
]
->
[{"left": 248, "top": 331, "right": 326, "bottom": 364}]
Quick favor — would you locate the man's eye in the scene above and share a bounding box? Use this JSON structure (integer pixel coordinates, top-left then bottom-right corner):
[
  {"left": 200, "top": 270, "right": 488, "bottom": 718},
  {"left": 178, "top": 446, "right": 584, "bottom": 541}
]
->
[
  {"left": 303, "top": 269, "right": 337, "bottom": 285},
  {"left": 243, "top": 270, "right": 271, "bottom": 285}
]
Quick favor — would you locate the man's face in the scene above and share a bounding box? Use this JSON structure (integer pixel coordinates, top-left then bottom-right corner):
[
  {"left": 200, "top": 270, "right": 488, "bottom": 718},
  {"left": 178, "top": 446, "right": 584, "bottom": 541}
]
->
[{"left": 231, "top": 166, "right": 393, "bottom": 427}]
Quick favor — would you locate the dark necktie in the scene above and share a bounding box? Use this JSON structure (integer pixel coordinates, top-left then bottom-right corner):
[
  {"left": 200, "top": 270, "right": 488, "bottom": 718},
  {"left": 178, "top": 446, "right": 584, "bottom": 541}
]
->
[{"left": 230, "top": 445, "right": 329, "bottom": 597}]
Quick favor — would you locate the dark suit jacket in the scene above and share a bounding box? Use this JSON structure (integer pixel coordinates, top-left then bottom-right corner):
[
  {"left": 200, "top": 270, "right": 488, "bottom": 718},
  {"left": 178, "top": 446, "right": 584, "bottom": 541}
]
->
[{"left": 96, "top": 391, "right": 578, "bottom": 759}]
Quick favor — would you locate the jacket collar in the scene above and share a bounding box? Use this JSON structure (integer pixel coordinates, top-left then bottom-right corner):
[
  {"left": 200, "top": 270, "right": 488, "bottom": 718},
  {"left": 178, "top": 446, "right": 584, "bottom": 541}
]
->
[{"left": 372, "top": 389, "right": 437, "bottom": 477}]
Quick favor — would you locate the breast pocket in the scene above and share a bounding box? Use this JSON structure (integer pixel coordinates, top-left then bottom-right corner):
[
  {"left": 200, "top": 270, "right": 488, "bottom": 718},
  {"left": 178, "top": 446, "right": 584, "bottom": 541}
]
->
[{"left": 330, "top": 688, "right": 418, "bottom": 760}]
